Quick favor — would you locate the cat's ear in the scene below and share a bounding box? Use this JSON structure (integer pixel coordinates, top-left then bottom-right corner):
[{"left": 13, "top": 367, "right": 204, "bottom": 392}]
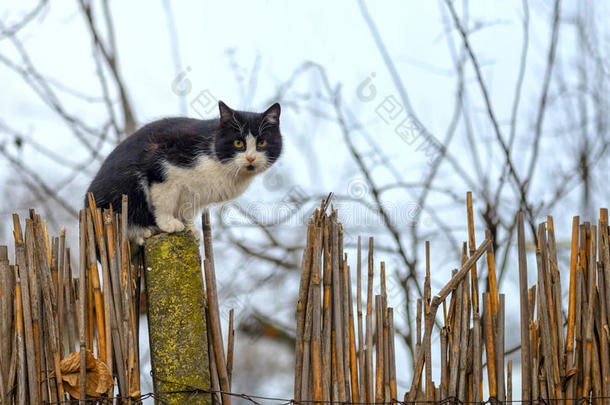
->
[
  {"left": 218, "top": 101, "right": 235, "bottom": 124},
  {"left": 262, "top": 103, "right": 281, "bottom": 124}
]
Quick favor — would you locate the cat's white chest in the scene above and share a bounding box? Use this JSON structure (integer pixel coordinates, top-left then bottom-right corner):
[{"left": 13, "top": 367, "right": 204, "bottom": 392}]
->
[
  {"left": 182, "top": 156, "right": 252, "bottom": 201},
  {"left": 149, "top": 157, "right": 253, "bottom": 222}
]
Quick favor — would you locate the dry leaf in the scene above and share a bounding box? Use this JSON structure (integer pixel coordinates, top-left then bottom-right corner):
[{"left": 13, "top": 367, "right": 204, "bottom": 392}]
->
[{"left": 58, "top": 350, "right": 114, "bottom": 399}]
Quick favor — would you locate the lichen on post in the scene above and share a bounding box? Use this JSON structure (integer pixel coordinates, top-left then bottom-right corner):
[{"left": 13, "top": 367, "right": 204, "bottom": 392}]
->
[{"left": 144, "top": 231, "right": 210, "bottom": 405}]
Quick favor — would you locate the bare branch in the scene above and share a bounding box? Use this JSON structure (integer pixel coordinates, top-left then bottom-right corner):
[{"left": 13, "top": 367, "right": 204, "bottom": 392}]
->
[{"left": 0, "top": 0, "right": 48, "bottom": 38}]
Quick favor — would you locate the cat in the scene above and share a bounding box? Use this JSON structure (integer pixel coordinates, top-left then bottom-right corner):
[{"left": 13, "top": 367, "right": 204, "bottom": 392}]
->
[{"left": 86, "top": 101, "right": 282, "bottom": 245}]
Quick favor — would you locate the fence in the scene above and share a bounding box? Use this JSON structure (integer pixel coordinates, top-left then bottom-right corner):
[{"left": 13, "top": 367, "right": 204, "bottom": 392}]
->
[
  {"left": 293, "top": 194, "right": 610, "bottom": 404},
  {"left": 0, "top": 192, "right": 609, "bottom": 404}
]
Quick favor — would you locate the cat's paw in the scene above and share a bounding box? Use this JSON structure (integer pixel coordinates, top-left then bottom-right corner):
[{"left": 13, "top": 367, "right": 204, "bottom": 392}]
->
[
  {"left": 156, "top": 216, "right": 185, "bottom": 233},
  {"left": 185, "top": 223, "right": 201, "bottom": 244},
  {"left": 129, "top": 226, "right": 155, "bottom": 246}
]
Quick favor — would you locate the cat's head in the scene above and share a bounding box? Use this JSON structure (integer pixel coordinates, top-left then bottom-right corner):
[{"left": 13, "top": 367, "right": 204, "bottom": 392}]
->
[{"left": 214, "top": 101, "right": 282, "bottom": 175}]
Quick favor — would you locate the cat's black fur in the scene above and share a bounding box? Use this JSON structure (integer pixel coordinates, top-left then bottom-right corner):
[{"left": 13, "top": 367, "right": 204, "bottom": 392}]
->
[{"left": 86, "top": 101, "right": 282, "bottom": 242}]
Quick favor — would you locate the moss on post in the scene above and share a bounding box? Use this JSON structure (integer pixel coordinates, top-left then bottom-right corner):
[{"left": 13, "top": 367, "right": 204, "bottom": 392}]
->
[{"left": 145, "top": 232, "right": 210, "bottom": 405}]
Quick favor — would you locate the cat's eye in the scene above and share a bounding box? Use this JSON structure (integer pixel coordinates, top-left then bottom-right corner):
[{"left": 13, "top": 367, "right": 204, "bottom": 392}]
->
[
  {"left": 257, "top": 140, "right": 267, "bottom": 148},
  {"left": 233, "top": 140, "right": 244, "bottom": 148}
]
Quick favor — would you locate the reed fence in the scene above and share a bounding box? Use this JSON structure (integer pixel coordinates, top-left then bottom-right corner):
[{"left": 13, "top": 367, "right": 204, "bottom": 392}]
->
[
  {"left": 0, "top": 195, "right": 142, "bottom": 404},
  {"left": 0, "top": 191, "right": 609, "bottom": 404},
  {"left": 294, "top": 193, "right": 610, "bottom": 405}
]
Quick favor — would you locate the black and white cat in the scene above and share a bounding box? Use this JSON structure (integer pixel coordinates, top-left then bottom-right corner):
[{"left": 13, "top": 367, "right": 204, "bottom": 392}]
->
[{"left": 86, "top": 101, "right": 282, "bottom": 245}]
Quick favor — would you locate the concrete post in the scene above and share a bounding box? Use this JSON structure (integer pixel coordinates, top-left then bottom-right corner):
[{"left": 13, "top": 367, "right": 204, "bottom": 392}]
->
[{"left": 144, "top": 232, "right": 210, "bottom": 405}]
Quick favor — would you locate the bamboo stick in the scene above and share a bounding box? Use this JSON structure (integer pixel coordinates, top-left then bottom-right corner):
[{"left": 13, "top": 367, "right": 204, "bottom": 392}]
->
[
  {"left": 496, "top": 294, "right": 505, "bottom": 403},
  {"left": 78, "top": 211, "right": 87, "bottom": 403},
  {"left": 51, "top": 237, "right": 59, "bottom": 311},
  {"left": 536, "top": 225, "right": 557, "bottom": 399},
  {"left": 339, "top": 227, "right": 351, "bottom": 401},
  {"left": 58, "top": 228, "right": 66, "bottom": 357},
  {"left": 14, "top": 250, "right": 38, "bottom": 403},
  {"left": 380, "top": 263, "right": 390, "bottom": 402},
  {"left": 484, "top": 293, "right": 497, "bottom": 398},
  {"left": 573, "top": 222, "right": 584, "bottom": 397},
  {"left": 85, "top": 210, "right": 106, "bottom": 364},
  {"left": 23, "top": 218, "right": 43, "bottom": 399},
  {"left": 600, "top": 218, "right": 610, "bottom": 400},
  {"left": 387, "top": 307, "right": 397, "bottom": 401},
  {"left": 104, "top": 210, "right": 127, "bottom": 395},
  {"left": 322, "top": 217, "right": 332, "bottom": 403},
  {"left": 331, "top": 215, "right": 346, "bottom": 402},
  {"left": 15, "top": 266, "right": 27, "bottom": 405},
  {"left": 294, "top": 220, "right": 314, "bottom": 402},
  {"left": 416, "top": 298, "right": 422, "bottom": 353},
  {"left": 591, "top": 328, "right": 603, "bottom": 401},
  {"left": 466, "top": 331, "right": 473, "bottom": 404},
  {"left": 65, "top": 250, "right": 77, "bottom": 353},
  {"left": 506, "top": 360, "right": 513, "bottom": 404},
  {"left": 120, "top": 195, "right": 139, "bottom": 397},
  {"left": 356, "top": 236, "right": 364, "bottom": 403},
  {"left": 472, "top": 306, "right": 481, "bottom": 404},
  {"left": 543, "top": 223, "right": 562, "bottom": 398},
  {"left": 583, "top": 225, "right": 597, "bottom": 397},
  {"left": 547, "top": 216, "right": 565, "bottom": 378},
  {"left": 302, "top": 265, "right": 314, "bottom": 401},
  {"left": 29, "top": 255, "right": 44, "bottom": 395},
  {"left": 206, "top": 307, "right": 222, "bottom": 405},
  {"left": 226, "top": 308, "right": 234, "bottom": 387},
  {"left": 440, "top": 326, "right": 448, "bottom": 400},
  {"left": 342, "top": 258, "right": 351, "bottom": 402},
  {"left": 311, "top": 226, "right": 323, "bottom": 402},
  {"left": 0, "top": 245, "right": 13, "bottom": 405},
  {"left": 375, "top": 295, "right": 384, "bottom": 403},
  {"left": 86, "top": 250, "right": 94, "bottom": 354},
  {"left": 93, "top": 208, "right": 113, "bottom": 389},
  {"left": 87, "top": 197, "right": 114, "bottom": 364},
  {"left": 447, "top": 273, "right": 462, "bottom": 399},
  {"left": 517, "top": 211, "right": 532, "bottom": 402},
  {"left": 203, "top": 257, "right": 232, "bottom": 405},
  {"left": 0, "top": 347, "right": 4, "bottom": 405},
  {"left": 598, "top": 262, "right": 610, "bottom": 403},
  {"left": 345, "top": 261, "right": 359, "bottom": 403},
  {"left": 603, "top": 214, "right": 610, "bottom": 398},
  {"left": 424, "top": 242, "right": 433, "bottom": 403},
  {"left": 466, "top": 192, "right": 479, "bottom": 313},
  {"left": 365, "top": 236, "right": 374, "bottom": 404},
  {"left": 9, "top": 326, "right": 20, "bottom": 404},
  {"left": 457, "top": 262, "right": 470, "bottom": 402},
  {"left": 593, "top": 224, "right": 606, "bottom": 403},
  {"left": 565, "top": 216, "right": 579, "bottom": 400}
]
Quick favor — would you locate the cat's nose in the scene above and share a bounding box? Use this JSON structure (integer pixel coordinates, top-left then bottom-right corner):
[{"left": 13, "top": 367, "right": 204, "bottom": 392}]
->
[{"left": 246, "top": 156, "right": 256, "bottom": 163}]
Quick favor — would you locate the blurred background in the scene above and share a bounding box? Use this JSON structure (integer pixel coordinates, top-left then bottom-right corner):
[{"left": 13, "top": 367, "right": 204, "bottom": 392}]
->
[{"left": 1, "top": 0, "right": 609, "bottom": 400}]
